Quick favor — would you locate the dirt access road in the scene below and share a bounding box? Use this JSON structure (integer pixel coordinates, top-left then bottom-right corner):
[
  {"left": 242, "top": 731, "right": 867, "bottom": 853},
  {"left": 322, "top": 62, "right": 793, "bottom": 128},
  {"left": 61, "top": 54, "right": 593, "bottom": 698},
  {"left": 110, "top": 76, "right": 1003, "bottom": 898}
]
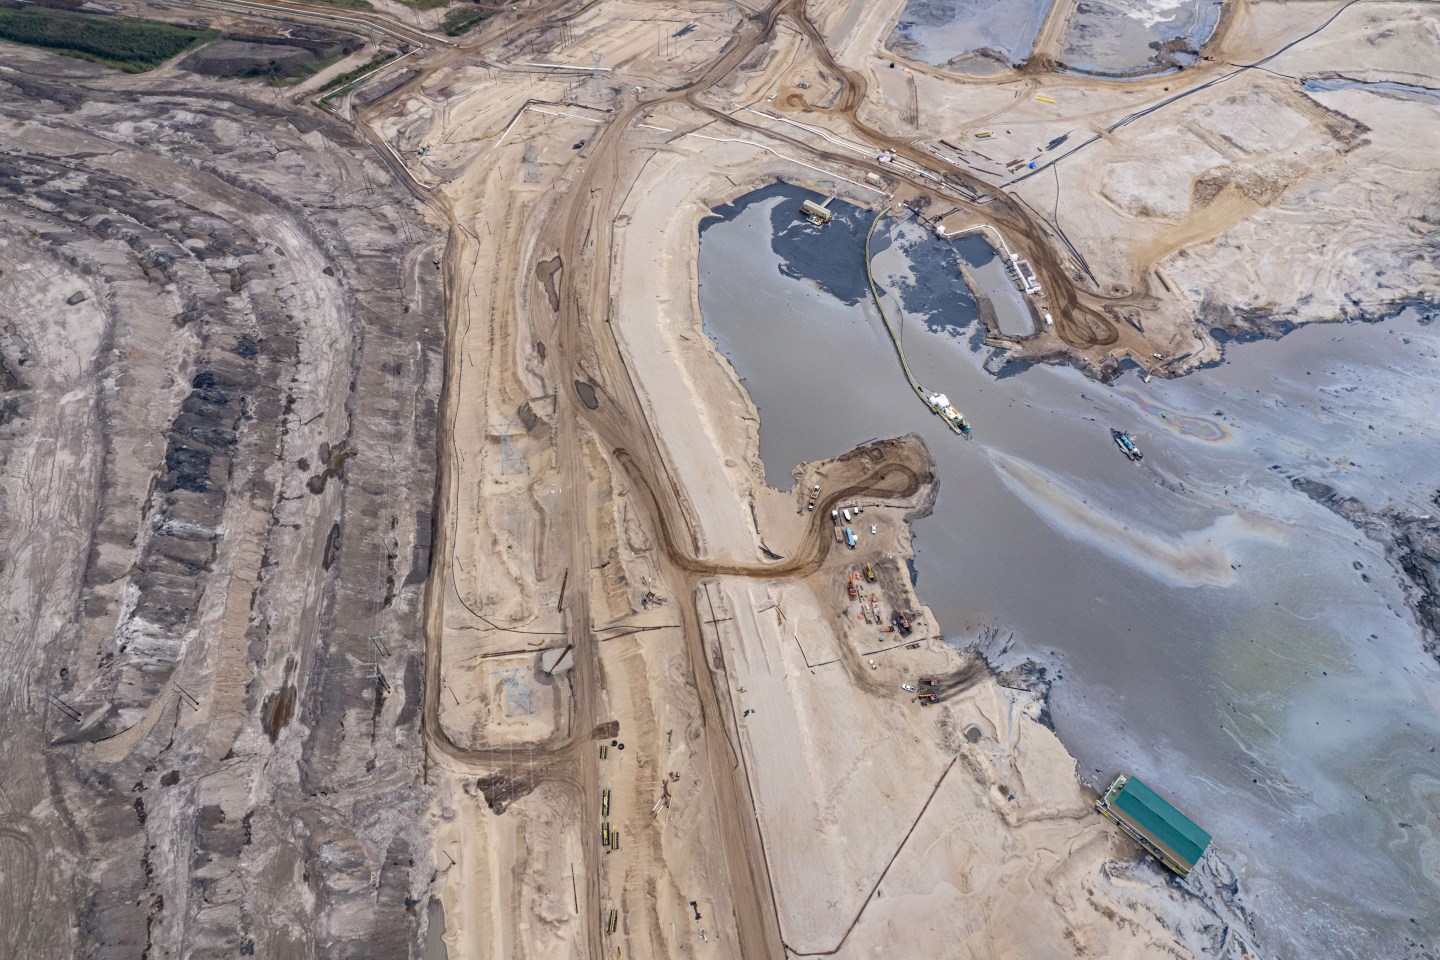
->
[
  {"left": 324, "top": 0, "right": 1350, "bottom": 955},
  {"left": 423, "top": 3, "right": 957, "bottom": 955},
  {"left": 364, "top": 2, "right": 960, "bottom": 956},
  {"left": 174, "top": 0, "right": 1125, "bottom": 348},
  {"left": 344, "top": 0, "right": 1177, "bottom": 955},
  {"left": 7, "top": 0, "right": 1430, "bottom": 954}
]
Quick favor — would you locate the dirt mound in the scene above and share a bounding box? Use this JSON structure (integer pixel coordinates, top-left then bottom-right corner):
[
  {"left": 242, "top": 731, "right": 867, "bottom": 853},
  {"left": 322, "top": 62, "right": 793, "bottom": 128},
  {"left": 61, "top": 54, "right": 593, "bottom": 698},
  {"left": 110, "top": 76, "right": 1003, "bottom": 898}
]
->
[{"left": 181, "top": 39, "right": 323, "bottom": 77}]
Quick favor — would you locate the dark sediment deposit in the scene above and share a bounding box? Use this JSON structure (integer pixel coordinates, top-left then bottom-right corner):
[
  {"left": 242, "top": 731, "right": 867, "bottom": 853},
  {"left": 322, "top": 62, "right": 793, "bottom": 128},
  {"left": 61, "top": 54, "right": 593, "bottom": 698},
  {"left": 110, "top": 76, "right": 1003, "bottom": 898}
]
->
[
  {"left": 1292, "top": 477, "right": 1440, "bottom": 662},
  {"left": 0, "top": 49, "right": 443, "bottom": 959}
]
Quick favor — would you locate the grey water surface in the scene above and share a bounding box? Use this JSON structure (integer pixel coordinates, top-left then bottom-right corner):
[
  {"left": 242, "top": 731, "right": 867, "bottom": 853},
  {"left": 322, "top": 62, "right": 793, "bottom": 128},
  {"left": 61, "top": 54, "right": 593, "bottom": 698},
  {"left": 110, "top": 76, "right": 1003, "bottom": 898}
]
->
[
  {"left": 887, "top": 0, "right": 1052, "bottom": 71},
  {"left": 1303, "top": 77, "right": 1440, "bottom": 105},
  {"left": 697, "top": 183, "right": 1440, "bottom": 960},
  {"left": 1061, "top": 0, "right": 1223, "bottom": 76}
]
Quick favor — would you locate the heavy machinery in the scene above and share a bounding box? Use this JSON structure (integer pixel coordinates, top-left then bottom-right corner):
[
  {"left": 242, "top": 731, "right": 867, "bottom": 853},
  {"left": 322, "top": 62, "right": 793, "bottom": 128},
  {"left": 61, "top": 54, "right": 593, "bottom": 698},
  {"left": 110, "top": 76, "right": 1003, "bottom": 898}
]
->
[
  {"left": 927, "top": 392, "right": 972, "bottom": 436},
  {"left": 1112, "top": 429, "right": 1143, "bottom": 461}
]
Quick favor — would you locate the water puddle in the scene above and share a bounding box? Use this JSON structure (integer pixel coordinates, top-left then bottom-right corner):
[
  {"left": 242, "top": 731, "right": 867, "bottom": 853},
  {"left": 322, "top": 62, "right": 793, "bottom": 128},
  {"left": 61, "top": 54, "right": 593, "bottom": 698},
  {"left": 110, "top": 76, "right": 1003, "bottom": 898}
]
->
[
  {"left": 574, "top": 379, "right": 599, "bottom": 409},
  {"left": 537, "top": 256, "right": 562, "bottom": 312},
  {"left": 1303, "top": 76, "right": 1440, "bottom": 104},
  {"left": 425, "top": 898, "right": 449, "bottom": 960},
  {"left": 697, "top": 181, "right": 1440, "bottom": 960}
]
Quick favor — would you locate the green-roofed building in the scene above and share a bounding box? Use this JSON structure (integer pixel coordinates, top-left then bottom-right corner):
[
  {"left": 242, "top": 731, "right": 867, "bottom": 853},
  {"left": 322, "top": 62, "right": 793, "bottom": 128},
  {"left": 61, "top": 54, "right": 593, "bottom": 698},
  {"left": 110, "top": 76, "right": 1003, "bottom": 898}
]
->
[{"left": 1096, "top": 774, "right": 1211, "bottom": 878}]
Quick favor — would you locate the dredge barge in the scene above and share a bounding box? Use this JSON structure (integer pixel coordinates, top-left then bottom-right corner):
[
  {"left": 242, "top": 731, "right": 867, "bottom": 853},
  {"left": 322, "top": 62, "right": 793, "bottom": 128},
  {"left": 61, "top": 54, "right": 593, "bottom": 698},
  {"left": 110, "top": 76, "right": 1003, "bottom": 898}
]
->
[
  {"left": 864, "top": 209, "right": 975, "bottom": 439},
  {"left": 1112, "top": 429, "right": 1143, "bottom": 461},
  {"left": 927, "top": 392, "right": 972, "bottom": 436}
]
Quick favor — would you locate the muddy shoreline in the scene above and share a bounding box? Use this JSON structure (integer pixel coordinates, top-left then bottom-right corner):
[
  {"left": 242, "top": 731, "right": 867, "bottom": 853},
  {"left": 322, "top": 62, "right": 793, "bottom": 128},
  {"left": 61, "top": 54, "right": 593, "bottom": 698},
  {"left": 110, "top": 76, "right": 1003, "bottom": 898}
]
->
[
  {"left": 697, "top": 178, "right": 1440, "bottom": 959},
  {"left": 1292, "top": 476, "right": 1440, "bottom": 664}
]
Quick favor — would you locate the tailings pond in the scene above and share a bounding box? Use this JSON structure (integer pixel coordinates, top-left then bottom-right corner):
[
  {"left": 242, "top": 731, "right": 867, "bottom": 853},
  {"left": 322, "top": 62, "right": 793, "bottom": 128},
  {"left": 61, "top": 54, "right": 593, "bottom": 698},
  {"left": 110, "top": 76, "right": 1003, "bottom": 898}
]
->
[
  {"left": 698, "top": 182, "right": 1440, "bottom": 960},
  {"left": 1060, "top": 0, "right": 1223, "bottom": 76},
  {"left": 886, "top": 0, "right": 1051, "bottom": 73}
]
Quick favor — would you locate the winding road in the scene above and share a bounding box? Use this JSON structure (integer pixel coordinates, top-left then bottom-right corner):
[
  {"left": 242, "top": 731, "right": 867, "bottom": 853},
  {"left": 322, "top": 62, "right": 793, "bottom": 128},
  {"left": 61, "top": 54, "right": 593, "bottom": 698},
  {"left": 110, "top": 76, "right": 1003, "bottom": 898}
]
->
[{"left": 193, "top": 0, "right": 1217, "bottom": 952}]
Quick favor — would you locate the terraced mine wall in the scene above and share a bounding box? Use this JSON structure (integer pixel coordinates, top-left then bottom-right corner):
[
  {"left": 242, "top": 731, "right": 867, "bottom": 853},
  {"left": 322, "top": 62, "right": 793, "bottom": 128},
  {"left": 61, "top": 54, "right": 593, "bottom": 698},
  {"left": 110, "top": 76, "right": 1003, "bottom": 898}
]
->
[{"left": 0, "top": 49, "right": 443, "bottom": 959}]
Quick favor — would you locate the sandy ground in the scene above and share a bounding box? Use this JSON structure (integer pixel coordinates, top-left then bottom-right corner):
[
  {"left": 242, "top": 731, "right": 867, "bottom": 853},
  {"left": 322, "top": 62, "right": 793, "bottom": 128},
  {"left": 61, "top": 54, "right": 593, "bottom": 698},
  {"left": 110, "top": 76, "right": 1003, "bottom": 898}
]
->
[
  {"left": 6, "top": 0, "right": 1435, "bottom": 953},
  {"left": 351, "top": 0, "right": 1438, "bottom": 953},
  {"left": 368, "top": 4, "right": 1275, "bottom": 949},
  {"left": 597, "top": 121, "right": 1251, "bottom": 958},
  {"left": 0, "top": 45, "right": 444, "bottom": 958},
  {"left": 832, "top": 0, "right": 1440, "bottom": 366}
]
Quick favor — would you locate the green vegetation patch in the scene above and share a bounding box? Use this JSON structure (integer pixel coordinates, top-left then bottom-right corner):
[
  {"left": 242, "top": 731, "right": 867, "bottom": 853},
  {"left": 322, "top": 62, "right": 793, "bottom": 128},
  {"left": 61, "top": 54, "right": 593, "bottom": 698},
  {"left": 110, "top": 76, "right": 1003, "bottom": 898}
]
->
[
  {"left": 318, "top": 52, "right": 396, "bottom": 99},
  {"left": 441, "top": 6, "right": 488, "bottom": 36},
  {"left": 309, "top": 0, "right": 373, "bottom": 10},
  {"left": 0, "top": 7, "right": 215, "bottom": 72}
]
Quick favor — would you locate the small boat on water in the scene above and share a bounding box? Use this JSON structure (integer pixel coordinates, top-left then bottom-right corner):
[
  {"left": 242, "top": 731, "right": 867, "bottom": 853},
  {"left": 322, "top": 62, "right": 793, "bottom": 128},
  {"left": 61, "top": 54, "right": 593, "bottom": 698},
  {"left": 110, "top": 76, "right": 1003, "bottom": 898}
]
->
[
  {"left": 926, "top": 392, "right": 972, "bottom": 436},
  {"left": 1112, "top": 429, "right": 1143, "bottom": 462}
]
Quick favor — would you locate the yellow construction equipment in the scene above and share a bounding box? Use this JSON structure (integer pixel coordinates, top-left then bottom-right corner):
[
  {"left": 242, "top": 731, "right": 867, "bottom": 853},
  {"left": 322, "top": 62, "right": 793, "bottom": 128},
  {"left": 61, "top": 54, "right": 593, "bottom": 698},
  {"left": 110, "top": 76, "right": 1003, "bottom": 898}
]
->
[{"left": 1035, "top": 95, "right": 1056, "bottom": 104}]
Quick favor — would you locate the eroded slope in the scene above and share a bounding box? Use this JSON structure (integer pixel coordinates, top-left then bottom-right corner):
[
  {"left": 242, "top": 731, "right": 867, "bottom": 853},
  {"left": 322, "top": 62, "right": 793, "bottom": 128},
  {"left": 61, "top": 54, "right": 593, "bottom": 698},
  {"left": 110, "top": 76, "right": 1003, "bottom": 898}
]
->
[{"left": 0, "top": 50, "right": 443, "bottom": 959}]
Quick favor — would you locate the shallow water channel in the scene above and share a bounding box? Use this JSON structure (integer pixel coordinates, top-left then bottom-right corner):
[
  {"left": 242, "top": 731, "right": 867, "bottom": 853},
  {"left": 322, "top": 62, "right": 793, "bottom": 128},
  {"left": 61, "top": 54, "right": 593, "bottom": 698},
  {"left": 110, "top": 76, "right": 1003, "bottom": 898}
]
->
[
  {"left": 697, "top": 183, "right": 1440, "bottom": 959},
  {"left": 1303, "top": 76, "right": 1440, "bottom": 104}
]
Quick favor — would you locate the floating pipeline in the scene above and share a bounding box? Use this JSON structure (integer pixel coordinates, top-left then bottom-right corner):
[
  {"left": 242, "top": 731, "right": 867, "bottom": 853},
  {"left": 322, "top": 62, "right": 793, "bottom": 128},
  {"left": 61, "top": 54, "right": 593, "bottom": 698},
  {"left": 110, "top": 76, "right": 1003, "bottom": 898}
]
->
[{"left": 864, "top": 209, "right": 970, "bottom": 437}]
